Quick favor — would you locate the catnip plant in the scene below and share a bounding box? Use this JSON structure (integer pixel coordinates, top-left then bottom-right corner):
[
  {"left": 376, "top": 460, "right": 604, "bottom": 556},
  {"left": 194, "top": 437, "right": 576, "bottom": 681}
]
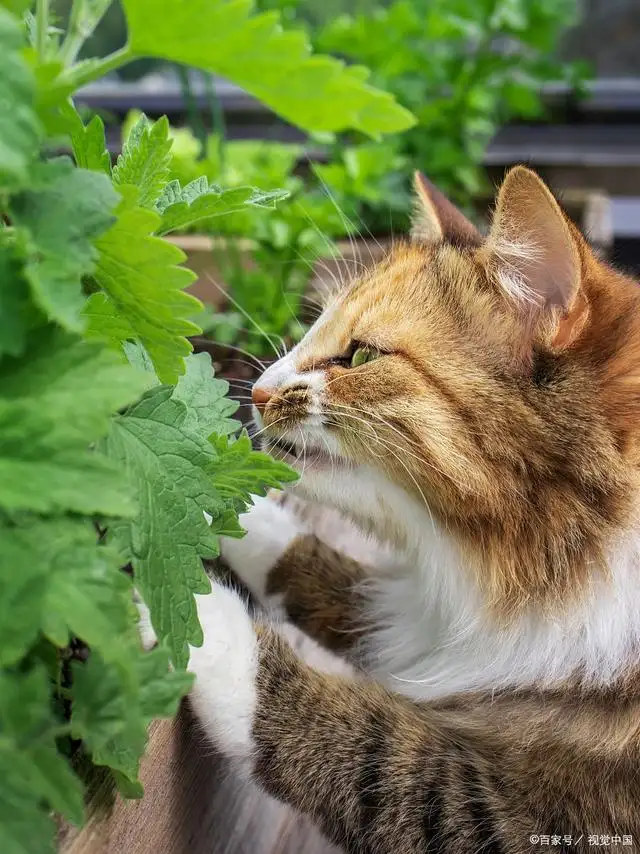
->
[{"left": 0, "top": 1, "right": 413, "bottom": 850}]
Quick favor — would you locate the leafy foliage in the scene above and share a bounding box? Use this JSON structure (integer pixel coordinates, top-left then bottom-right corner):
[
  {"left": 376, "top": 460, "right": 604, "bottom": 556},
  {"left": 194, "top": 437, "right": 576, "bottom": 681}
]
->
[
  {"left": 68, "top": 112, "right": 112, "bottom": 174},
  {"left": 155, "top": 177, "right": 288, "bottom": 236},
  {"left": 119, "top": 0, "right": 414, "bottom": 136},
  {"left": 0, "top": 8, "right": 40, "bottom": 190},
  {"left": 9, "top": 158, "right": 117, "bottom": 330},
  {"left": 0, "top": 328, "right": 146, "bottom": 516},
  {"left": 0, "top": 668, "right": 84, "bottom": 854},
  {"left": 112, "top": 115, "right": 173, "bottom": 208},
  {"left": 103, "top": 360, "right": 297, "bottom": 668},
  {"left": 88, "top": 186, "right": 201, "bottom": 384},
  {"left": 161, "top": 127, "right": 355, "bottom": 355},
  {"left": 310, "top": 0, "right": 585, "bottom": 225},
  {"left": 71, "top": 645, "right": 193, "bottom": 793},
  {"left": 0, "top": 0, "right": 414, "bottom": 843}
]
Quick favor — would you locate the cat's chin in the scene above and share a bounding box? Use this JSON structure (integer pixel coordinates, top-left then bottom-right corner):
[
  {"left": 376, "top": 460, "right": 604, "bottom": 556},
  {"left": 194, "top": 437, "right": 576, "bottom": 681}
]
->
[{"left": 264, "top": 437, "right": 352, "bottom": 474}]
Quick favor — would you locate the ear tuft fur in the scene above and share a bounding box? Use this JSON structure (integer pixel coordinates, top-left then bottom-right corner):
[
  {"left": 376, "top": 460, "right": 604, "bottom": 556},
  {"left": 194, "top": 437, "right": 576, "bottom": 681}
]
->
[{"left": 485, "top": 167, "right": 581, "bottom": 314}]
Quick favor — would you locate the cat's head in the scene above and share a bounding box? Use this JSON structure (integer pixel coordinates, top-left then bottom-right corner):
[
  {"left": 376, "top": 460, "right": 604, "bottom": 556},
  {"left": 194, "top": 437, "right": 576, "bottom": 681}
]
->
[{"left": 252, "top": 167, "right": 640, "bottom": 611}]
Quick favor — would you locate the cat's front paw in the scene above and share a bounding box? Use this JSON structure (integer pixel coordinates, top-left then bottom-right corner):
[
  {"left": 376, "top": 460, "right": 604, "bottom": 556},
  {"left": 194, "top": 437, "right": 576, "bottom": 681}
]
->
[
  {"left": 188, "top": 582, "right": 258, "bottom": 762},
  {"left": 220, "top": 492, "right": 306, "bottom": 607}
]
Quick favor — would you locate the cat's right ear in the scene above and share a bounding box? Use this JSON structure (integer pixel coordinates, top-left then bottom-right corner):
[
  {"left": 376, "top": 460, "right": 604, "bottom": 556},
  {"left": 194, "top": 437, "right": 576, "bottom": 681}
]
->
[{"left": 411, "top": 171, "right": 480, "bottom": 244}]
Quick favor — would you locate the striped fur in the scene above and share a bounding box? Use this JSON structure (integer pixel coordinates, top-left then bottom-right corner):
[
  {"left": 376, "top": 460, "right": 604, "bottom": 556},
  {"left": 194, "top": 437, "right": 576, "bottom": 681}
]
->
[{"left": 189, "top": 168, "right": 640, "bottom": 851}]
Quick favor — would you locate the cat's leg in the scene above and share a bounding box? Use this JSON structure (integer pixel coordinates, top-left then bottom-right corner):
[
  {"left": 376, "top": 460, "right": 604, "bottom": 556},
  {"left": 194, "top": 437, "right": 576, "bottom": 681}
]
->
[
  {"left": 190, "top": 582, "right": 627, "bottom": 854},
  {"left": 220, "top": 492, "right": 370, "bottom": 656}
]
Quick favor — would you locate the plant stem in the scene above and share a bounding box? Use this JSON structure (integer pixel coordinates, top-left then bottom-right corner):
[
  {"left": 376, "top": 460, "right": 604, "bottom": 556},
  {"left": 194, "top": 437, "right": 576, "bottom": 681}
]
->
[
  {"left": 59, "top": 44, "right": 135, "bottom": 90},
  {"left": 60, "top": 0, "right": 114, "bottom": 66},
  {"left": 205, "top": 72, "right": 226, "bottom": 173},
  {"left": 177, "top": 65, "right": 207, "bottom": 153},
  {"left": 36, "top": 0, "right": 50, "bottom": 60}
]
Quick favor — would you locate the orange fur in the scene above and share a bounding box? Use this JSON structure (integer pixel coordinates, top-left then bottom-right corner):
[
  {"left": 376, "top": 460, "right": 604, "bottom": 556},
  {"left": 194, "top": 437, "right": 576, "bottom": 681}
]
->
[{"left": 263, "top": 167, "right": 640, "bottom": 615}]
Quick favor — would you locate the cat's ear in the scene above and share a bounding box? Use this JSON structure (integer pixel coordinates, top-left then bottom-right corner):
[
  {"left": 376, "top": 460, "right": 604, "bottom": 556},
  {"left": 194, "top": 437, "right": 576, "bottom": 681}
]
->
[
  {"left": 411, "top": 171, "right": 480, "bottom": 243},
  {"left": 484, "top": 166, "right": 582, "bottom": 315}
]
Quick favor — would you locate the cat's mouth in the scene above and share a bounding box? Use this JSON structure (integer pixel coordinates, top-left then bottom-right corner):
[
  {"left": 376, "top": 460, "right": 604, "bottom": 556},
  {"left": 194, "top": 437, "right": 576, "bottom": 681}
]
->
[{"left": 265, "top": 436, "right": 349, "bottom": 472}]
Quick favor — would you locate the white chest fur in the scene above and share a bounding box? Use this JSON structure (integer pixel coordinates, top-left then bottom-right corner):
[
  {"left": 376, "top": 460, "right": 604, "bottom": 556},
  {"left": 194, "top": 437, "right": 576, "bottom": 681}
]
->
[{"left": 362, "top": 514, "right": 640, "bottom": 700}]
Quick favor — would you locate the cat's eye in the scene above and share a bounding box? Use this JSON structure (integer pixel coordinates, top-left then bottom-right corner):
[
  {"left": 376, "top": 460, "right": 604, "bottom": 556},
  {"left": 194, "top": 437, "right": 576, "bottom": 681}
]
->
[{"left": 350, "top": 346, "right": 381, "bottom": 368}]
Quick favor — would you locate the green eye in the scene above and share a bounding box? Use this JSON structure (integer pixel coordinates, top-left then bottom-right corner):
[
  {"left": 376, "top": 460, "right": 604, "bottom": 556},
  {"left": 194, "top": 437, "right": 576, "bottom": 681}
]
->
[{"left": 350, "top": 346, "right": 380, "bottom": 368}]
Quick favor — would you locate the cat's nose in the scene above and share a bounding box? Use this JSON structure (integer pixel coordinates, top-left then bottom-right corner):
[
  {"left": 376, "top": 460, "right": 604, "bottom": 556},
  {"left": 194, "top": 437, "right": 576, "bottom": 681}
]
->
[{"left": 251, "top": 385, "right": 274, "bottom": 413}]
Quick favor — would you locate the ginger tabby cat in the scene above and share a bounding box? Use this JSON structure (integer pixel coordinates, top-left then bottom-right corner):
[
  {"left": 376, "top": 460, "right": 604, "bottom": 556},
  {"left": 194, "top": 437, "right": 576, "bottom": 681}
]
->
[{"left": 184, "top": 167, "right": 640, "bottom": 852}]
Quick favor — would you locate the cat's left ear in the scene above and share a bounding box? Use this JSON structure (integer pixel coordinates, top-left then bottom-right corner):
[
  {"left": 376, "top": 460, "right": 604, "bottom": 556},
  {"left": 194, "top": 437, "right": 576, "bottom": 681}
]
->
[
  {"left": 484, "top": 166, "right": 582, "bottom": 316},
  {"left": 411, "top": 171, "right": 480, "bottom": 243}
]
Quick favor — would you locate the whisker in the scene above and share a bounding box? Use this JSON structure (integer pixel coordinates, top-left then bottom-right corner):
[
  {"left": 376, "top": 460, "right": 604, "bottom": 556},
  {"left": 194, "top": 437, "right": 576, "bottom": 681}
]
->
[
  {"left": 210, "top": 342, "right": 268, "bottom": 372},
  {"left": 331, "top": 409, "right": 471, "bottom": 495},
  {"left": 203, "top": 272, "right": 285, "bottom": 359}
]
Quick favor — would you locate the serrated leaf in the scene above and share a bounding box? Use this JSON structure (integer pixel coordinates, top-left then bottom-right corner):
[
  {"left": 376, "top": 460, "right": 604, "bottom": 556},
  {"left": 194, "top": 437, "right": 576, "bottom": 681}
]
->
[
  {"left": 0, "top": 668, "right": 84, "bottom": 848},
  {"left": 121, "top": 0, "right": 415, "bottom": 137},
  {"left": 155, "top": 177, "right": 288, "bottom": 236},
  {"left": 209, "top": 432, "right": 298, "bottom": 506},
  {"left": 0, "top": 516, "right": 133, "bottom": 667},
  {"left": 172, "top": 353, "right": 239, "bottom": 436},
  {"left": 91, "top": 186, "right": 201, "bottom": 383},
  {"left": 102, "top": 376, "right": 295, "bottom": 667},
  {"left": 102, "top": 388, "right": 220, "bottom": 667},
  {"left": 113, "top": 114, "right": 172, "bottom": 208},
  {"left": 72, "top": 647, "right": 191, "bottom": 789},
  {"left": 9, "top": 157, "right": 118, "bottom": 330},
  {"left": 69, "top": 111, "right": 112, "bottom": 175},
  {"left": 0, "top": 7, "right": 41, "bottom": 190},
  {"left": 0, "top": 327, "right": 146, "bottom": 515}
]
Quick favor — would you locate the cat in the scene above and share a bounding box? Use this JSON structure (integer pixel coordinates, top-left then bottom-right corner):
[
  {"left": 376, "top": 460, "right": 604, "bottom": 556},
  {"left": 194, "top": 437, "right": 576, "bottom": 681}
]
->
[{"left": 186, "top": 167, "right": 640, "bottom": 852}]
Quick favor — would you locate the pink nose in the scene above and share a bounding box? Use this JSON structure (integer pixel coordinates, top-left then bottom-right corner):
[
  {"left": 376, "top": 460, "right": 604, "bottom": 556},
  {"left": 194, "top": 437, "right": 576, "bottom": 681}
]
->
[{"left": 251, "top": 385, "right": 273, "bottom": 413}]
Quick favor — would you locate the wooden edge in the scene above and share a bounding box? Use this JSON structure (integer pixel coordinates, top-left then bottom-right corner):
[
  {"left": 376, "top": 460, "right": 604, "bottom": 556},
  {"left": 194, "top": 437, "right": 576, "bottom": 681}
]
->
[{"left": 166, "top": 233, "right": 391, "bottom": 259}]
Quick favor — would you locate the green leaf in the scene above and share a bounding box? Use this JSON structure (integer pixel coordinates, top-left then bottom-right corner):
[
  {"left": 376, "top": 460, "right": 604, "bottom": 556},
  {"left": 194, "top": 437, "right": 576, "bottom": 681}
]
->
[
  {"left": 0, "top": 327, "right": 146, "bottom": 515},
  {"left": 0, "top": 1, "right": 33, "bottom": 13},
  {"left": 0, "top": 758, "right": 56, "bottom": 854},
  {"left": 9, "top": 157, "right": 118, "bottom": 331},
  {"left": 0, "top": 244, "right": 35, "bottom": 359},
  {"left": 155, "top": 177, "right": 289, "bottom": 236},
  {"left": 209, "top": 432, "right": 298, "bottom": 507},
  {"left": 112, "top": 771, "right": 144, "bottom": 799},
  {"left": 83, "top": 291, "right": 137, "bottom": 348},
  {"left": 123, "top": 340, "right": 160, "bottom": 383},
  {"left": 90, "top": 186, "right": 201, "bottom": 383},
  {"left": 172, "top": 353, "right": 240, "bottom": 437},
  {"left": 31, "top": 61, "right": 78, "bottom": 137},
  {"left": 72, "top": 647, "right": 191, "bottom": 788},
  {"left": 102, "top": 368, "right": 295, "bottom": 667},
  {"left": 121, "top": 0, "right": 415, "bottom": 136},
  {"left": 69, "top": 110, "right": 112, "bottom": 174},
  {"left": 0, "top": 516, "right": 134, "bottom": 667},
  {"left": 0, "top": 7, "right": 41, "bottom": 190},
  {"left": 0, "top": 668, "right": 84, "bottom": 851},
  {"left": 101, "top": 387, "right": 221, "bottom": 668},
  {"left": 113, "top": 114, "right": 172, "bottom": 208}
]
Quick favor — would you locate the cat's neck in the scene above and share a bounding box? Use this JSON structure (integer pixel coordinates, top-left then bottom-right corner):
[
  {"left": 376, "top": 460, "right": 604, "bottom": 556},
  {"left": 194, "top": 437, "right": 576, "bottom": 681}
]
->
[{"left": 359, "top": 483, "right": 640, "bottom": 701}]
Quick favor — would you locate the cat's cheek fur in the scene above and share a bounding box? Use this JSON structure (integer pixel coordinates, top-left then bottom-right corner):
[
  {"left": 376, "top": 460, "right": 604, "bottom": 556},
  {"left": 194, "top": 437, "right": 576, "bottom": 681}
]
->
[
  {"left": 188, "top": 585, "right": 258, "bottom": 764},
  {"left": 220, "top": 494, "right": 307, "bottom": 605}
]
